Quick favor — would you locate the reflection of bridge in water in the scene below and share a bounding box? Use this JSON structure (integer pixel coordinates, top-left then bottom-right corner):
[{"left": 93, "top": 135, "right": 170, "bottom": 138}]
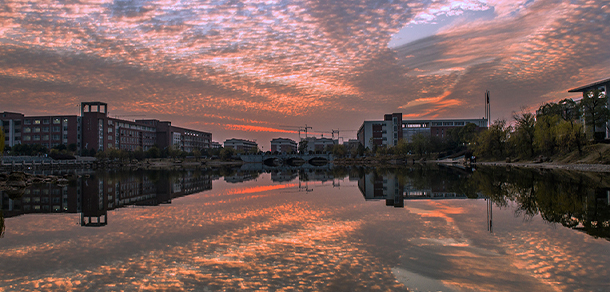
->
[{"left": 239, "top": 153, "right": 334, "bottom": 167}]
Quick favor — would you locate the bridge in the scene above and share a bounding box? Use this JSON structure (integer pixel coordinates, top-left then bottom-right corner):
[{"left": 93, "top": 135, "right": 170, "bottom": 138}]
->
[{"left": 239, "top": 153, "right": 334, "bottom": 166}]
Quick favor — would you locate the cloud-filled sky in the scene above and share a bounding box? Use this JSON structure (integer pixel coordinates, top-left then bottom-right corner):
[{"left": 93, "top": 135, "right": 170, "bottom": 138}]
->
[{"left": 1, "top": 0, "right": 609, "bottom": 147}]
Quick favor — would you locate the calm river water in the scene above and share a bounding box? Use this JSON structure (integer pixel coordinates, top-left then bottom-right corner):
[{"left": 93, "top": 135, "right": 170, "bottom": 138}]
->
[{"left": 1, "top": 165, "right": 609, "bottom": 291}]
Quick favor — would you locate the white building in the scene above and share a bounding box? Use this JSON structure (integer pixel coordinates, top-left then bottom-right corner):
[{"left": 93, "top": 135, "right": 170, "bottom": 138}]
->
[
  {"left": 270, "top": 138, "right": 297, "bottom": 153},
  {"left": 299, "top": 137, "right": 337, "bottom": 153},
  {"left": 224, "top": 138, "right": 258, "bottom": 152}
]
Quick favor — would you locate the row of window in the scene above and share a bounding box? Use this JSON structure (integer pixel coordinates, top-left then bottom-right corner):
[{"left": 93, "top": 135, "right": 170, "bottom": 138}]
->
[
  {"left": 24, "top": 118, "right": 68, "bottom": 125},
  {"left": 22, "top": 126, "right": 68, "bottom": 133},
  {"left": 22, "top": 134, "right": 67, "bottom": 141}
]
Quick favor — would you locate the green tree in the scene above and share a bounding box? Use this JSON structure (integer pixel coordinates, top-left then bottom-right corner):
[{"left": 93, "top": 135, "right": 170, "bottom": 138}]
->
[
  {"left": 510, "top": 110, "right": 536, "bottom": 158},
  {"left": 581, "top": 89, "right": 609, "bottom": 141},
  {"left": 146, "top": 146, "right": 161, "bottom": 158},
  {"left": 331, "top": 144, "right": 347, "bottom": 157},
  {"left": 554, "top": 120, "right": 586, "bottom": 154},
  {"left": 219, "top": 147, "right": 235, "bottom": 161},
  {"left": 410, "top": 133, "right": 430, "bottom": 157},
  {"left": 473, "top": 119, "right": 510, "bottom": 159},
  {"left": 534, "top": 115, "right": 559, "bottom": 155}
]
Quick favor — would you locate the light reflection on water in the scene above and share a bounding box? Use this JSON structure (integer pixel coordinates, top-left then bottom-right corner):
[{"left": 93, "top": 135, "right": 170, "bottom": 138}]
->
[{"left": 0, "top": 166, "right": 609, "bottom": 291}]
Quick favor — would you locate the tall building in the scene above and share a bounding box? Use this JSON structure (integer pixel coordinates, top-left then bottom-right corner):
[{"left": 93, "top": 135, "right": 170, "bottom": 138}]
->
[
  {"left": 1, "top": 101, "right": 212, "bottom": 153},
  {"left": 357, "top": 113, "right": 487, "bottom": 149},
  {"left": 357, "top": 113, "right": 403, "bottom": 149},
  {"left": 270, "top": 138, "right": 297, "bottom": 153},
  {"left": 224, "top": 138, "right": 258, "bottom": 152}
]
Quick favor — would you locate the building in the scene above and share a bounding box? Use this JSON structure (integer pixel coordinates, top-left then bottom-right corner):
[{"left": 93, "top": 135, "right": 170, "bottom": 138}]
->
[
  {"left": 2, "top": 112, "right": 81, "bottom": 150},
  {"left": 2, "top": 101, "right": 212, "bottom": 154},
  {"left": 224, "top": 138, "right": 258, "bottom": 152},
  {"left": 299, "top": 136, "right": 337, "bottom": 152},
  {"left": 343, "top": 139, "right": 361, "bottom": 150},
  {"left": 568, "top": 77, "right": 610, "bottom": 139},
  {"left": 357, "top": 113, "right": 488, "bottom": 149},
  {"left": 404, "top": 118, "right": 488, "bottom": 141},
  {"left": 210, "top": 141, "right": 222, "bottom": 149},
  {"left": 270, "top": 138, "right": 297, "bottom": 153},
  {"left": 357, "top": 113, "right": 403, "bottom": 149},
  {"left": 137, "top": 119, "right": 211, "bottom": 152}
]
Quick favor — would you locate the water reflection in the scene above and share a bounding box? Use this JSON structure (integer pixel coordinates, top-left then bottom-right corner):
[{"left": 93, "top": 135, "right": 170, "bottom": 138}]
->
[
  {"left": 1, "top": 165, "right": 609, "bottom": 240},
  {"left": 1, "top": 170, "right": 214, "bottom": 227},
  {"left": 355, "top": 166, "right": 610, "bottom": 241},
  {"left": 0, "top": 165, "right": 609, "bottom": 290}
]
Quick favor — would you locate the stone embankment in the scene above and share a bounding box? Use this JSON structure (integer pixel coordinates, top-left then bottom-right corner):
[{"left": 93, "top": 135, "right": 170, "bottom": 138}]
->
[{"left": 0, "top": 171, "right": 85, "bottom": 198}]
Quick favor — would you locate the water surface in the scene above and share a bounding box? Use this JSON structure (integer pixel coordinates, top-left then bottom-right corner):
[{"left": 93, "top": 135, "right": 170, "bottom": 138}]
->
[{"left": 1, "top": 166, "right": 609, "bottom": 291}]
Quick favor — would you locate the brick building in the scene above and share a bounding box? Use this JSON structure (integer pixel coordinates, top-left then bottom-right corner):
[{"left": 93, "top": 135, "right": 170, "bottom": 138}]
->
[{"left": 2, "top": 101, "right": 212, "bottom": 154}]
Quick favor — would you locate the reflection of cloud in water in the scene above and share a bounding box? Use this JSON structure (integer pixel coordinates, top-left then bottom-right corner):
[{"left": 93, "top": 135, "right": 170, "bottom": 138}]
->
[{"left": 0, "top": 201, "right": 407, "bottom": 290}]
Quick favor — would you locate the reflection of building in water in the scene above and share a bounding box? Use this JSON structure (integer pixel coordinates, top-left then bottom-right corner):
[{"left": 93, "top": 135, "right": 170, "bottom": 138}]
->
[
  {"left": 224, "top": 172, "right": 259, "bottom": 183},
  {"left": 1, "top": 171, "right": 212, "bottom": 227},
  {"left": 270, "top": 171, "right": 298, "bottom": 182},
  {"left": 357, "top": 173, "right": 473, "bottom": 208}
]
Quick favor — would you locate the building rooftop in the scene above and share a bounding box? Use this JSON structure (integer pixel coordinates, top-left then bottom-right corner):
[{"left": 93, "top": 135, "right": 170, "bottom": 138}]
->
[{"left": 567, "top": 77, "right": 610, "bottom": 92}]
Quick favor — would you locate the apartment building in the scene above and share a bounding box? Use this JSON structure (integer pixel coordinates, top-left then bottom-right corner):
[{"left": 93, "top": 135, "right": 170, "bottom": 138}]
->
[
  {"left": 270, "top": 138, "right": 297, "bottom": 153},
  {"left": 224, "top": 138, "right": 258, "bottom": 152}
]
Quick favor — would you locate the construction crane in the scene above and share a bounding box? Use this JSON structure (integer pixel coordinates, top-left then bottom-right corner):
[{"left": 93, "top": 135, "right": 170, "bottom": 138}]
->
[{"left": 278, "top": 124, "right": 313, "bottom": 140}]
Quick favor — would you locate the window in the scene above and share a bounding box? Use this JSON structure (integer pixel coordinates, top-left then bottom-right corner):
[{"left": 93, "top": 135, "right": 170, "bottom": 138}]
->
[
  {"left": 63, "top": 126, "right": 68, "bottom": 131},
  {"left": 108, "top": 135, "right": 112, "bottom": 140},
  {"left": 42, "top": 135, "right": 49, "bottom": 140},
  {"left": 52, "top": 135, "right": 60, "bottom": 140},
  {"left": 53, "top": 118, "right": 60, "bottom": 124},
  {"left": 24, "top": 127, "right": 31, "bottom": 133},
  {"left": 33, "top": 135, "right": 40, "bottom": 141},
  {"left": 24, "top": 119, "right": 31, "bottom": 125},
  {"left": 63, "top": 134, "right": 68, "bottom": 139},
  {"left": 42, "top": 127, "right": 49, "bottom": 132},
  {"left": 52, "top": 126, "right": 60, "bottom": 132},
  {"left": 43, "top": 119, "right": 49, "bottom": 124},
  {"left": 34, "top": 120, "right": 41, "bottom": 124},
  {"left": 34, "top": 127, "right": 40, "bottom": 133},
  {"left": 63, "top": 118, "right": 68, "bottom": 123}
]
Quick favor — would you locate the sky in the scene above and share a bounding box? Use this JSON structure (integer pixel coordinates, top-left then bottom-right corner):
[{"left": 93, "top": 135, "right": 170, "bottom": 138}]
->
[{"left": 1, "top": 0, "right": 609, "bottom": 149}]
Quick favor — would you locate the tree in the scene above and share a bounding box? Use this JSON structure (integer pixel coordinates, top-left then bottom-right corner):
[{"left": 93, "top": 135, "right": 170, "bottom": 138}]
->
[
  {"left": 331, "top": 144, "right": 347, "bottom": 157},
  {"left": 473, "top": 119, "right": 510, "bottom": 159},
  {"left": 146, "top": 146, "right": 161, "bottom": 158},
  {"left": 298, "top": 140, "right": 308, "bottom": 153},
  {"left": 534, "top": 115, "right": 559, "bottom": 155},
  {"left": 410, "top": 133, "right": 430, "bottom": 157},
  {"left": 581, "top": 89, "right": 609, "bottom": 141},
  {"left": 554, "top": 120, "right": 586, "bottom": 154},
  {"left": 510, "top": 110, "right": 536, "bottom": 158},
  {"left": 219, "top": 147, "right": 235, "bottom": 161}
]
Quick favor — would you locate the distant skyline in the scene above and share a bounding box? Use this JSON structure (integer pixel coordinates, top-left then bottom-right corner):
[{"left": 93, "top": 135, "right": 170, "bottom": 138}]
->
[{"left": 1, "top": 0, "right": 609, "bottom": 149}]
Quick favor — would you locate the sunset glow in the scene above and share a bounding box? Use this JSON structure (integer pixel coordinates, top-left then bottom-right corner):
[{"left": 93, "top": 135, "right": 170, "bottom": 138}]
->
[{"left": 1, "top": 0, "right": 608, "bottom": 145}]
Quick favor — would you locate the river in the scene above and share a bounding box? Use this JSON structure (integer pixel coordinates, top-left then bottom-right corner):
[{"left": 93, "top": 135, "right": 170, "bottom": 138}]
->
[{"left": 1, "top": 165, "right": 608, "bottom": 291}]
